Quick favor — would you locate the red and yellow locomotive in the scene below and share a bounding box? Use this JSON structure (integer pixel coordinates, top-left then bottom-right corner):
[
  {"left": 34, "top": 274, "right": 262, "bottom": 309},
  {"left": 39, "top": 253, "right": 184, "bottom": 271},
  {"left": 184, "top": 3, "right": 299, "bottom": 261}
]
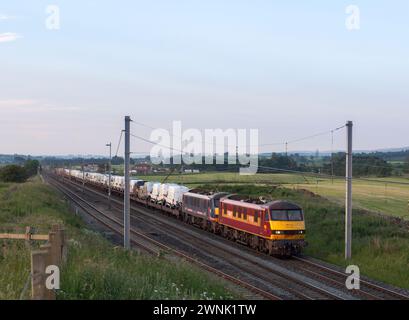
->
[
  {"left": 181, "top": 190, "right": 306, "bottom": 256},
  {"left": 218, "top": 195, "right": 306, "bottom": 256}
]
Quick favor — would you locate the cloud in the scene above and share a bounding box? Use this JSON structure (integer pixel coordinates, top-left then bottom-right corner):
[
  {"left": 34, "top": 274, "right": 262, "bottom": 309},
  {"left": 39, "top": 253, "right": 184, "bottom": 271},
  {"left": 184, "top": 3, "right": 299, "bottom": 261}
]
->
[
  {"left": 0, "top": 99, "right": 81, "bottom": 113},
  {"left": 0, "top": 14, "right": 17, "bottom": 20},
  {"left": 0, "top": 32, "right": 21, "bottom": 43}
]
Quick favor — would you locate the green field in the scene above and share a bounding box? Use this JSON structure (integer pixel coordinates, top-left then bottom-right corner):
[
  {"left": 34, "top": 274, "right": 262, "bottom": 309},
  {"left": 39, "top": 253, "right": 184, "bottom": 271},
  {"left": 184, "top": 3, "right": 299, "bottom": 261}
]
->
[
  {"left": 0, "top": 177, "right": 234, "bottom": 300},
  {"left": 295, "top": 177, "right": 409, "bottom": 219},
  {"left": 139, "top": 172, "right": 306, "bottom": 185},
  {"left": 138, "top": 172, "right": 409, "bottom": 219}
]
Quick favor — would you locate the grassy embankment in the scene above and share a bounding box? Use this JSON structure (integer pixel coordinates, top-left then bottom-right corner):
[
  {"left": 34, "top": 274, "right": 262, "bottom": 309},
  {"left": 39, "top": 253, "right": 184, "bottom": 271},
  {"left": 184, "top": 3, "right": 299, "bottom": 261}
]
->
[{"left": 0, "top": 177, "right": 234, "bottom": 300}]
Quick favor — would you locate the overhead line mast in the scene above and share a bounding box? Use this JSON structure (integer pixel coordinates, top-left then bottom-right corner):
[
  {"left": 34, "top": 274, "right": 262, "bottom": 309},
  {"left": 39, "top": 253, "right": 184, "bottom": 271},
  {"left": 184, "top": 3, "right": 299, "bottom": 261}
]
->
[
  {"left": 124, "top": 116, "right": 131, "bottom": 249},
  {"left": 345, "top": 121, "right": 353, "bottom": 260}
]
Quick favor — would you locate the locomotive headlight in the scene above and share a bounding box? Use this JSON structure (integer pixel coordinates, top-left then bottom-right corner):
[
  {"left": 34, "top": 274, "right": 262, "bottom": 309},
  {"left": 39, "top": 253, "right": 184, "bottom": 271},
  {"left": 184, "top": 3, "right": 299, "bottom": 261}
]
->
[
  {"left": 274, "top": 230, "right": 282, "bottom": 234},
  {"left": 299, "top": 230, "right": 304, "bottom": 234}
]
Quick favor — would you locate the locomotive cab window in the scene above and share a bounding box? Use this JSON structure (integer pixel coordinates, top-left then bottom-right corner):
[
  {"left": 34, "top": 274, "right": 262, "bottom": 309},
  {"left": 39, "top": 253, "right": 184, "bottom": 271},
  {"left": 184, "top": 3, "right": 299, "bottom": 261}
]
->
[
  {"left": 288, "top": 210, "right": 303, "bottom": 221},
  {"left": 270, "top": 210, "right": 303, "bottom": 221}
]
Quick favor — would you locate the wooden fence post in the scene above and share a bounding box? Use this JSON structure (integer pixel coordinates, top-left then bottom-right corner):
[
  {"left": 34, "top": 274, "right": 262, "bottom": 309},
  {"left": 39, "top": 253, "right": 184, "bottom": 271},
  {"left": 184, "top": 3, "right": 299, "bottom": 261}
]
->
[
  {"left": 31, "top": 250, "right": 48, "bottom": 300},
  {"left": 52, "top": 224, "right": 66, "bottom": 264},
  {"left": 25, "top": 226, "right": 33, "bottom": 249},
  {"left": 1, "top": 225, "right": 66, "bottom": 300},
  {"left": 39, "top": 244, "right": 56, "bottom": 300},
  {"left": 49, "top": 232, "right": 60, "bottom": 266}
]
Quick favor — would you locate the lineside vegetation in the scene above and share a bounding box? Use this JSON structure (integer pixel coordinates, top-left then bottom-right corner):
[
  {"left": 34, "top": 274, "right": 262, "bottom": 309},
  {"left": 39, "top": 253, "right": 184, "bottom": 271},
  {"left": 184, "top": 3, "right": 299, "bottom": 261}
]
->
[{"left": 0, "top": 177, "right": 234, "bottom": 300}]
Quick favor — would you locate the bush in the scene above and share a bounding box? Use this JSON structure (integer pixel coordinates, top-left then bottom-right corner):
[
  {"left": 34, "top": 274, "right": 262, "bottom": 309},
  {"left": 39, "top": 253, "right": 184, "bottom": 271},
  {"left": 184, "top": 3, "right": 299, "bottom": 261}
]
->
[
  {"left": 0, "top": 160, "right": 40, "bottom": 183},
  {"left": 0, "top": 165, "right": 28, "bottom": 183},
  {"left": 24, "top": 159, "right": 40, "bottom": 177}
]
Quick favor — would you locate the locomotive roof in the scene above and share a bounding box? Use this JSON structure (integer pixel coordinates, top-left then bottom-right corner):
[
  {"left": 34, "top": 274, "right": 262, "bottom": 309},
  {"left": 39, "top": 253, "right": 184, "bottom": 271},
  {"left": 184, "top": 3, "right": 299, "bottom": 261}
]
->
[
  {"left": 264, "top": 200, "right": 302, "bottom": 210},
  {"left": 221, "top": 195, "right": 302, "bottom": 210},
  {"left": 184, "top": 189, "right": 229, "bottom": 199},
  {"left": 225, "top": 194, "right": 267, "bottom": 204},
  {"left": 187, "top": 188, "right": 217, "bottom": 195}
]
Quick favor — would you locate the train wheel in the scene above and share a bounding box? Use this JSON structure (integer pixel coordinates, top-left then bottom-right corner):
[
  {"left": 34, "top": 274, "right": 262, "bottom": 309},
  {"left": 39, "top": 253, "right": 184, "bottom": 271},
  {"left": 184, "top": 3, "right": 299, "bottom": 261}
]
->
[
  {"left": 222, "top": 226, "right": 228, "bottom": 238},
  {"left": 213, "top": 223, "right": 219, "bottom": 235},
  {"left": 258, "top": 240, "right": 263, "bottom": 252},
  {"left": 250, "top": 235, "right": 259, "bottom": 250},
  {"left": 267, "top": 240, "right": 273, "bottom": 255}
]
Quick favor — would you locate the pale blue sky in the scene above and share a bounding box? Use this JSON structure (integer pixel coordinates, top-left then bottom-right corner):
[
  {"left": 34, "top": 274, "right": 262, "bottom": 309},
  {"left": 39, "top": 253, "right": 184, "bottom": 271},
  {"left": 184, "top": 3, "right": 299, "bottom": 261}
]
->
[{"left": 1, "top": 1, "right": 408, "bottom": 155}]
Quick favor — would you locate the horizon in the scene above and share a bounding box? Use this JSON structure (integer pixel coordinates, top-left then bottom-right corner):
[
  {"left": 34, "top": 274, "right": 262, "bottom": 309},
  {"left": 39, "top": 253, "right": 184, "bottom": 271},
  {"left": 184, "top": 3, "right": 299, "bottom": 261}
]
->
[
  {"left": 2, "top": 145, "right": 409, "bottom": 160},
  {"left": 1, "top": 1, "right": 408, "bottom": 155}
]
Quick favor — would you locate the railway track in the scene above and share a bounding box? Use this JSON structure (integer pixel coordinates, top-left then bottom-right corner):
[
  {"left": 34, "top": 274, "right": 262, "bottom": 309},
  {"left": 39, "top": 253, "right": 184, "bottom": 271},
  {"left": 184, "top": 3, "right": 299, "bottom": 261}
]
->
[
  {"left": 46, "top": 175, "right": 281, "bottom": 300},
  {"left": 115, "top": 196, "right": 347, "bottom": 299},
  {"left": 290, "top": 256, "right": 409, "bottom": 300},
  {"left": 46, "top": 173, "right": 409, "bottom": 300}
]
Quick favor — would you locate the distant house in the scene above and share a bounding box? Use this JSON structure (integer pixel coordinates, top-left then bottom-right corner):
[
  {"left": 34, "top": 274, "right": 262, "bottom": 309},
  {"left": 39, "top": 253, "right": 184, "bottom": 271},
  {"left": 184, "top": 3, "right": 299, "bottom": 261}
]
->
[
  {"left": 133, "top": 164, "right": 152, "bottom": 174},
  {"left": 84, "top": 164, "right": 98, "bottom": 172},
  {"left": 183, "top": 169, "right": 200, "bottom": 173}
]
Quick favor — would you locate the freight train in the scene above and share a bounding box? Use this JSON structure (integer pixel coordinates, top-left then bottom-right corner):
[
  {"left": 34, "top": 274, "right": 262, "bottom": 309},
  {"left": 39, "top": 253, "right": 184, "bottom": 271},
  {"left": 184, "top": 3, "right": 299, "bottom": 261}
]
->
[{"left": 54, "top": 168, "right": 306, "bottom": 256}]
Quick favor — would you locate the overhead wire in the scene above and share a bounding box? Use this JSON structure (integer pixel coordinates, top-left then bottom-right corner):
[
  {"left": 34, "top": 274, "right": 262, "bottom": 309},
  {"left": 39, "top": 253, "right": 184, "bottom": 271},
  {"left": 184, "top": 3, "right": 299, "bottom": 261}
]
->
[
  {"left": 131, "top": 120, "right": 346, "bottom": 150},
  {"left": 115, "top": 130, "right": 124, "bottom": 157}
]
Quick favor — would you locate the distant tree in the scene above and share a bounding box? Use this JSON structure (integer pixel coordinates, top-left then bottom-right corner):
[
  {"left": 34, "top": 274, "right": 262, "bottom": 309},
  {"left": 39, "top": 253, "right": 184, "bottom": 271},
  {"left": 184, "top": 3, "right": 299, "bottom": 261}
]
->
[
  {"left": 0, "top": 165, "right": 28, "bottom": 183},
  {"left": 322, "top": 153, "right": 393, "bottom": 177},
  {"left": 257, "top": 153, "right": 298, "bottom": 172},
  {"left": 404, "top": 156, "right": 409, "bottom": 174},
  {"left": 13, "top": 156, "right": 26, "bottom": 164},
  {"left": 24, "top": 159, "right": 39, "bottom": 177},
  {"left": 111, "top": 156, "right": 124, "bottom": 165}
]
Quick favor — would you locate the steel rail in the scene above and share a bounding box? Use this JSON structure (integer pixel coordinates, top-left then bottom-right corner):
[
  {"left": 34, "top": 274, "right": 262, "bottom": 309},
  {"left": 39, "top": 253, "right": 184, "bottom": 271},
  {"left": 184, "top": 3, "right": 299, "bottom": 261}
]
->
[
  {"left": 292, "top": 256, "right": 409, "bottom": 300},
  {"left": 46, "top": 174, "right": 281, "bottom": 300}
]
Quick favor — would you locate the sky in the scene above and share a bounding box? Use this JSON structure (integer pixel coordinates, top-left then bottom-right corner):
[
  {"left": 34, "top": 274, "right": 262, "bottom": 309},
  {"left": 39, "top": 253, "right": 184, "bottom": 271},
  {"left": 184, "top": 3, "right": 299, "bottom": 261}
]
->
[{"left": 0, "top": 1, "right": 408, "bottom": 156}]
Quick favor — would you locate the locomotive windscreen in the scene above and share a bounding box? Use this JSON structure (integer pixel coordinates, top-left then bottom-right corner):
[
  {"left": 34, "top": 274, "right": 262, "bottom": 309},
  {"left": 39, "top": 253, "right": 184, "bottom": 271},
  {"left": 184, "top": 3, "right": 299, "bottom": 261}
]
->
[{"left": 270, "top": 210, "right": 303, "bottom": 221}]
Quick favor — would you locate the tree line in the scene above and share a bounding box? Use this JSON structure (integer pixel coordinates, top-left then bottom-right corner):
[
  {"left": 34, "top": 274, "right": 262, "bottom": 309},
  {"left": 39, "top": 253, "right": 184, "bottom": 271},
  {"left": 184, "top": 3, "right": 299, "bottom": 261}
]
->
[
  {"left": 40, "top": 152, "right": 409, "bottom": 178},
  {"left": 160, "top": 152, "right": 400, "bottom": 177},
  {"left": 0, "top": 160, "right": 40, "bottom": 183}
]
